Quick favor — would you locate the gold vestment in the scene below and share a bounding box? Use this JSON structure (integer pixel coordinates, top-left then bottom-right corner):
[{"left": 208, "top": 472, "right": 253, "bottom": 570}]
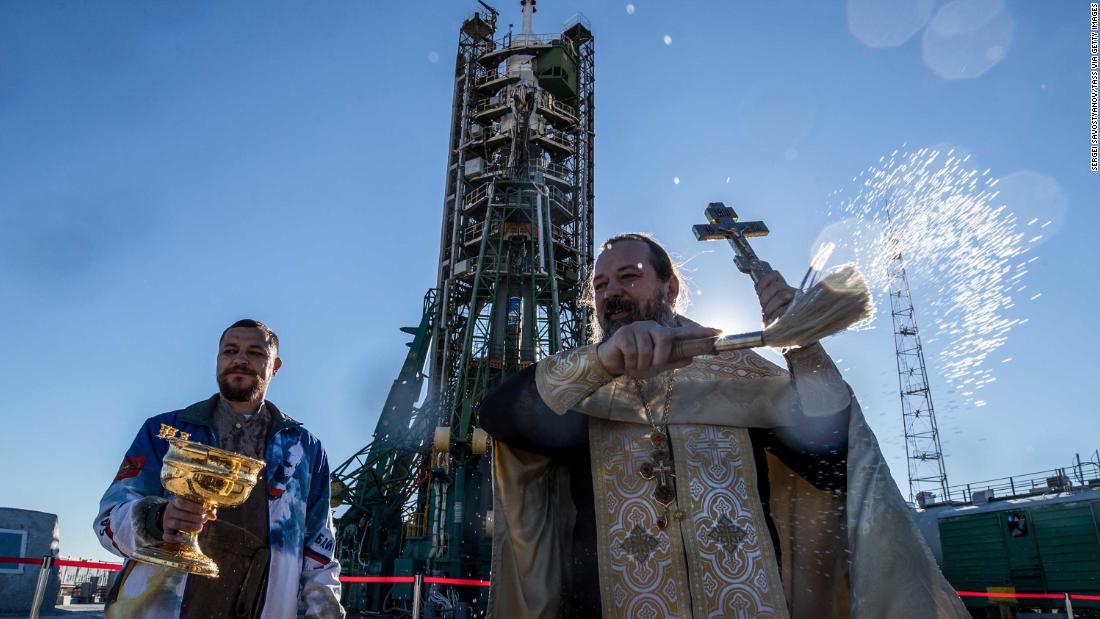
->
[{"left": 488, "top": 335, "right": 968, "bottom": 619}]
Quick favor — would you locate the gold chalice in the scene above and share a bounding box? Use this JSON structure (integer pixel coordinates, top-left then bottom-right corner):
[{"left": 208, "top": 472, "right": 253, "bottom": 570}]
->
[{"left": 131, "top": 424, "right": 265, "bottom": 578}]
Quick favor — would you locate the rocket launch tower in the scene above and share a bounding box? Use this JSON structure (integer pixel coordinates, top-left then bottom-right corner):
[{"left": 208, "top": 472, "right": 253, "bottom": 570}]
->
[{"left": 331, "top": 2, "right": 594, "bottom": 615}]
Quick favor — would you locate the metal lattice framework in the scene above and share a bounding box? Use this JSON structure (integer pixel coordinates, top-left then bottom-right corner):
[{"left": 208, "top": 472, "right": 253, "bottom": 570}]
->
[
  {"left": 430, "top": 14, "right": 595, "bottom": 410},
  {"left": 329, "top": 290, "right": 439, "bottom": 579},
  {"left": 334, "top": 4, "right": 594, "bottom": 615},
  {"left": 888, "top": 243, "right": 950, "bottom": 505}
]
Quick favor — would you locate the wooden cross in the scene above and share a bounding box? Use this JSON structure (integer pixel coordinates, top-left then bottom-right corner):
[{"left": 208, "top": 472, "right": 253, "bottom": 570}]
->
[{"left": 693, "top": 202, "right": 773, "bottom": 283}]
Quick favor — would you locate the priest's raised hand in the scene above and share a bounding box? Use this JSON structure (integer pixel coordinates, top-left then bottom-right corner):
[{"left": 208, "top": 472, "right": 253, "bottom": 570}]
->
[{"left": 754, "top": 270, "right": 797, "bottom": 325}]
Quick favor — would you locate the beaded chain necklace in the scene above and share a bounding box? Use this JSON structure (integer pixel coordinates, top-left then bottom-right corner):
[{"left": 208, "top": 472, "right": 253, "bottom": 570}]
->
[{"left": 633, "top": 372, "right": 683, "bottom": 528}]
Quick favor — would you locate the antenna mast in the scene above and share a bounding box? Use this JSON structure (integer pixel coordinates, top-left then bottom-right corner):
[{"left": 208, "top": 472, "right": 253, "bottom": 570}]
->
[{"left": 888, "top": 222, "right": 950, "bottom": 506}]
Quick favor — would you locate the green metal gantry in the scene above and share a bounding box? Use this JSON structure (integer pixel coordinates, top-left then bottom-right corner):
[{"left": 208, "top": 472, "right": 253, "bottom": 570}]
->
[{"left": 332, "top": 3, "right": 594, "bottom": 616}]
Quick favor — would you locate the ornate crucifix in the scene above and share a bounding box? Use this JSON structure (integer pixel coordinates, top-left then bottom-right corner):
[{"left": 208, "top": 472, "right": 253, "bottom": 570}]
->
[
  {"left": 693, "top": 202, "right": 774, "bottom": 283},
  {"left": 639, "top": 434, "right": 676, "bottom": 507}
]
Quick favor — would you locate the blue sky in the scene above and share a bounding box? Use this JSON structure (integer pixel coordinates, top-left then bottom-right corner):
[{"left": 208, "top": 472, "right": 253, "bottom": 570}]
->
[{"left": 0, "top": 1, "right": 1094, "bottom": 561}]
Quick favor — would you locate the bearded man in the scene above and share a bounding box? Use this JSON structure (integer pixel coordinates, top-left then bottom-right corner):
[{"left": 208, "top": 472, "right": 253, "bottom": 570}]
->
[
  {"left": 480, "top": 234, "right": 967, "bottom": 618},
  {"left": 94, "top": 319, "right": 345, "bottom": 619}
]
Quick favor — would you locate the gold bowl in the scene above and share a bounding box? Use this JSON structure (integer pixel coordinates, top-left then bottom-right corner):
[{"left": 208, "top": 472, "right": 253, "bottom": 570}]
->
[{"left": 131, "top": 433, "right": 265, "bottom": 578}]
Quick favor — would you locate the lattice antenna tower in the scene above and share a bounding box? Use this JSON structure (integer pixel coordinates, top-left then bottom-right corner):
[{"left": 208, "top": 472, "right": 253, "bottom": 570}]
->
[{"left": 887, "top": 205, "right": 949, "bottom": 505}]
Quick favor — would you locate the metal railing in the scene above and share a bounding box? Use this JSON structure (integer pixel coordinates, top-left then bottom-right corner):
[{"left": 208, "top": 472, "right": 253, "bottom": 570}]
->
[
  {"left": 539, "top": 161, "right": 574, "bottom": 180},
  {"left": 462, "top": 183, "right": 491, "bottom": 209},
  {"left": 941, "top": 459, "right": 1100, "bottom": 504},
  {"left": 470, "top": 92, "right": 576, "bottom": 123},
  {"left": 471, "top": 97, "right": 509, "bottom": 116},
  {"left": 476, "top": 69, "right": 520, "bottom": 88},
  {"left": 549, "top": 224, "right": 575, "bottom": 247},
  {"left": 546, "top": 184, "right": 573, "bottom": 207},
  {"left": 461, "top": 221, "right": 488, "bottom": 245},
  {"left": 538, "top": 94, "right": 576, "bottom": 119},
  {"left": 454, "top": 249, "right": 575, "bottom": 279},
  {"left": 563, "top": 12, "right": 593, "bottom": 31},
  {"left": 465, "top": 162, "right": 575, "bottom": 184},
  {"left": 465, "top": 124, "right": 512, "bottom": 145},
  {"left": 462, "top": 181, "right": 570, "bottom": 210},
  {"left": 460, "top": 219, "right": 574, "bottom": 248},
  {"left": 493, "top": 32, "right": 559, "bottom": 49},
  {"left": 535, "top": 127, "right": 575, "bottom": 150}
]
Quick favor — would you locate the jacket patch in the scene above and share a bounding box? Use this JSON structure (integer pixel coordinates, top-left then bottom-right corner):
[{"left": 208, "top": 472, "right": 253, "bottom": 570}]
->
[
  {"left": 267, "top": 441, "right": 304, "bottom": 500},
  {"left": 303, "top": 547, "right": 330, "bottom": 565},
  {"left": 113, "top": 455, "right": 147, "bottom": 481}
]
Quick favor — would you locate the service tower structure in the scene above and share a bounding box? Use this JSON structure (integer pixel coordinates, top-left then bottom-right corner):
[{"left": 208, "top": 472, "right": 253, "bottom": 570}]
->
[{"left": 331, "top": 2, "right": 595, "bottom": 616}]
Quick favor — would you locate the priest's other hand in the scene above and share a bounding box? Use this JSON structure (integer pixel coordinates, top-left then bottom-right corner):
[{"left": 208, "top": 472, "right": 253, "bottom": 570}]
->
[
  {"left": 597, "top": 321, "right": 720, "bottom": 379},
  {"left": 162, "top": 495, "right": 217, "bottom": 543},
  {"left": 755, "top": 271, "right": 797, "bottom": 326}
]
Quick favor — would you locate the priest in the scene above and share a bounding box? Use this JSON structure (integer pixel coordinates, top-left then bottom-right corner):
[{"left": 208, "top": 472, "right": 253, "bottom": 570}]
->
[{"left": 479, "top": 233, "right": 967, "bottom": 618}]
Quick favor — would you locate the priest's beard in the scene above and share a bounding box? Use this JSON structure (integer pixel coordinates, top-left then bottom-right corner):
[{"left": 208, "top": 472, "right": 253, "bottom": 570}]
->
[
  {"left": 217, "top": 368, "right": 267, "bottom": 403},
  {"left": 594, "top": 290, "right": 676, "bottom": 343}
]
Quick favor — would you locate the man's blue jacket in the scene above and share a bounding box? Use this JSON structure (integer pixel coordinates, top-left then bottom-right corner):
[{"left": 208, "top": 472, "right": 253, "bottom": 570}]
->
[{"left": 94, "top": 395, "right": 344, "bottom": 618}]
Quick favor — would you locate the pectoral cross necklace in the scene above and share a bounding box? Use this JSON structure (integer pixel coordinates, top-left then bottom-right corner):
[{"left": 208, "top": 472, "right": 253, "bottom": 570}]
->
[{"left": 633, "top": 373, "right": 680, "bottom": 523}]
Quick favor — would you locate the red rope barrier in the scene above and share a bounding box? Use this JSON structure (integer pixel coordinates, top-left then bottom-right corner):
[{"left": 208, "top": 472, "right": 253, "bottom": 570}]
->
[
  {"left": 339, "top": 576, "right": 415, "bottom": 584},
  {"left": 0, "top": 557, "right": 42, "bottom": 566},
  {"left": 337, "top": 575, "right": 490, "bottom": 586},
  {"left": 957, "top": 591, "right": 1064, "bottom": 600},
  {"left": 423, "top": 576, "right": 491, "bottom": 587},
  {"left": 3, "top": 556, "right": 1099, "bottom": 597},
  {"left": 54, "top": 559, "right": 124, "bottom": 570},
  {"left": 956, "top": 590, "right": 1100, "bottom": 602}
]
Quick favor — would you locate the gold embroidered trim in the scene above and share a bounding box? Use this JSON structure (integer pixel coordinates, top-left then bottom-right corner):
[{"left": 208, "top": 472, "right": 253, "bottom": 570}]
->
[
  {"left": 674, "top": 348, "right": 786, "bottom": 385},
  {"left": 590, "top": 418, "right": 692, "bottom": 619},
  {"left": 535, "top": 344, "right": 613, "bottom": 415},
  {"left": 674, "top": 424, "right": 789, "bottom": 618},
  {"left": 590, "top": 419, "right": 788, "bottom": 618}
]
